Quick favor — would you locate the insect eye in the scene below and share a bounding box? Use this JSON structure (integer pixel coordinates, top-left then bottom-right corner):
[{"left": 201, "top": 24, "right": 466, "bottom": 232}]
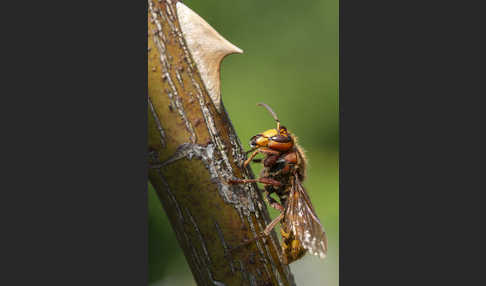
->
[
  {"left": 270, "top": 135, "right": 292, "bottom": 143},
  {"left": 249, "top": 134, "right": 264, "bottom": 147}
]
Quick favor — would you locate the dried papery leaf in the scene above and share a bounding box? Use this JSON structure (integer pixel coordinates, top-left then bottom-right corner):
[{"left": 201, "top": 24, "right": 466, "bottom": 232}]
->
[{"left": 176, "top": 2, "right": 243, "bottom": 112}]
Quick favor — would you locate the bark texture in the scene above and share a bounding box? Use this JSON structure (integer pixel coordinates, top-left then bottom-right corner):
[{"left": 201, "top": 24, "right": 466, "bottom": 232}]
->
[{"left": 148, "top": 1, "right": 296, "bottom": 285}]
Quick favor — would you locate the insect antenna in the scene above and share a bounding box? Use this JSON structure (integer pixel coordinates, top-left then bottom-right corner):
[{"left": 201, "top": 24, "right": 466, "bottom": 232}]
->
[{"left": 257, "top": 103, "right": 281, "bottom": 133}]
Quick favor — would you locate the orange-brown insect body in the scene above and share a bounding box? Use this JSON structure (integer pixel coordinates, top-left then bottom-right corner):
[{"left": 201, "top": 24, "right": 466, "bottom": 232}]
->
[
  {"left": 229, "top": 103, "right": 327, "bottom": 265},
  {"left": 256, "top": 130, "right": 308, "bottom": 264}
]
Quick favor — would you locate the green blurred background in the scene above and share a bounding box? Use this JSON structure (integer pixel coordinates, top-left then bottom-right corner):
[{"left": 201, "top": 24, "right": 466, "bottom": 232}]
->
[{"left": 149, "top": 0, "right": 338, "bottom": 285}]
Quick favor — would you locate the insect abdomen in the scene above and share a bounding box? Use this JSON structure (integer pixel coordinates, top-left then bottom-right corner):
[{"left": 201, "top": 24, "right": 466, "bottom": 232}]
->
[{"left": 280, "top": 226, "right": 307, "bottom": 265}]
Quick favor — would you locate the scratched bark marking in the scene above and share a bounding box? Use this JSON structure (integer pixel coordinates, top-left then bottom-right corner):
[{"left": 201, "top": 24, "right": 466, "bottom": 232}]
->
[
  {"left": 175, "top": 68, "right": 185, "bottom": 89},
  {"left": 253, "top": 214, "right": 289, "bottom": 286},
  {"left": 182, "top": 229, "right": 206, "bottom": 286},
  {"left": 185, "top": 206, "right": 228, "bottom": 286},
  {"left": 149, "top": 152, "right": 186, "bottom": 225},
  {"left": 261, "top": 220, "right": 293, "bottom": 281},
  {"left": 152, "top": 142, "right": 260, "bottom": 218},
  {"left": 155, "top": 142, "right": 281, "bottom": 284},
  {"left": 150, "top": 133, "right": 289, "bottom": 285},
  {"left": 236, "top": 208, "right": 246, "bottom": 225},
  {"left": 149, "top": 0, "right": 197, "bottom": 143},
  {"left": 238, "top": 260, "right": 251, "bottom": 286},
  {"left": 151, "top": 143, "right": 276, "bottom": 283},
  {"left": 168, "top": 1, "right": 235, "bottom": 173},
  {"left": 149, "top": 153, "right": 206, "bottom": 286},
  {"left": 223, "top": 109, "right": 267, "bottom": 219},
  {"left": 179, "top": 36, "right": 237, "bottom": 188},
  {"left": 150, "top": 143, "right": 232, "bottom": 203},
  {"left": 246, "top": 216, "right": 275, "bottom": 283},
  {"left": 214, "top": 221, "right": 235, "bottom": 274},
  {"left": 150, "top": 149, "right": 230, "bottom": 286},
  {"left": 148, "top": 96, "right": 166, "bottom": 148},
  {"left": 185, "top": 208, "right": 212, "bottom": 265}
]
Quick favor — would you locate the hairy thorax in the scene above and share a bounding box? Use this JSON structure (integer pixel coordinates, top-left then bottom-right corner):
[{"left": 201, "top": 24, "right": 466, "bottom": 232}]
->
[{"left": 260, "top": 147, "right": 305, "bottom": 202}]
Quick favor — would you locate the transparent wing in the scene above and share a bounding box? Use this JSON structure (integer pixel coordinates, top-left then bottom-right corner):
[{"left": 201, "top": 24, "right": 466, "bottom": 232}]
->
[{"left": 285, "top": 175, "right": 328, "bottom": 258}]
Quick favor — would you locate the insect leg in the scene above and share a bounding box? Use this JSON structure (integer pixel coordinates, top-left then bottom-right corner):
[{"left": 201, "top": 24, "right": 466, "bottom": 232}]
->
[
  {"left": 228, "top": 177, "right": 282, "bottom": 187},
  {"left": 244, "top": 148, "right": 281, "bottom": 167},
  {"left": 266, "top": 192, "right": 285, "bottom": 212},
  {"left": 230, "top": 212, "right": 285, "bottom": 253},
  {"left": 262, "top": 212, "right": 285, "bottom": 236},
  {"left": 243, "top": 150, "right": 260, "bottom": 167}
]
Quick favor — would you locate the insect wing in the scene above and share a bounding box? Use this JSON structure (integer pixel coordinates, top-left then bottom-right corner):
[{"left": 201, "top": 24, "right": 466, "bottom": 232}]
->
[{"left": 285, "top": 176, "right": 328, "bottom": 258}]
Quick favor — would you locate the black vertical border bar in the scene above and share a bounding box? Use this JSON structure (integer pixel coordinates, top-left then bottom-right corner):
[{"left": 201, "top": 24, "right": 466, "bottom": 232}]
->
[
  {"left": 1, "top": 1, "right": 149, "bottom": 285},
  {"left": 340, "top": 0, "right": 415, "bottom": 284},
  {"left": 339, "top": 0, "right": 483, "bottom": 285}
]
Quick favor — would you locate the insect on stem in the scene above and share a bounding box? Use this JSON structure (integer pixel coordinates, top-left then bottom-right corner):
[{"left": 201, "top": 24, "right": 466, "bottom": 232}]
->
[{"left": 230, "top": 103, "right": 328, "bottom": 264}]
